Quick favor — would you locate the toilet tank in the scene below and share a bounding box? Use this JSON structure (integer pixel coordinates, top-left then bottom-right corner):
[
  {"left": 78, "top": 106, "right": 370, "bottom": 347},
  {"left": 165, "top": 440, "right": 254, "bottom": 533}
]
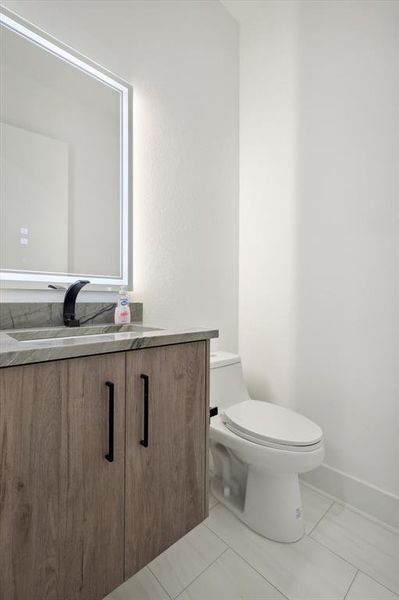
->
[{"left": 210, "top": 351, "right": 249, "bottom": 411}]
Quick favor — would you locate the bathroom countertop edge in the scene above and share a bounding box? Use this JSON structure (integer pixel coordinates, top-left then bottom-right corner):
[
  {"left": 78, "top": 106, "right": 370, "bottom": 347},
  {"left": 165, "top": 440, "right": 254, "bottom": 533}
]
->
[{"left": 0, "top": 326, "right": 219, "bottom": 368}]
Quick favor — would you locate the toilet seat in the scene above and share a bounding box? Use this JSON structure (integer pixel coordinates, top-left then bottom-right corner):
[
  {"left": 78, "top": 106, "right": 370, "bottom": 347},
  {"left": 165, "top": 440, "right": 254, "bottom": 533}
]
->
[{"left": 222, "top": 400, "right": 323, "bottom": 451}]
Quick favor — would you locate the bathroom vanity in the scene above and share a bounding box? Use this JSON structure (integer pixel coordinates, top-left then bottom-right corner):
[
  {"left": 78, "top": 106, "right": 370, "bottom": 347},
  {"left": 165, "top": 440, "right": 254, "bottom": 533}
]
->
[
  {"left": 0, "top": 10, "right": 219, "bottom": 599},
  {"left": 0, "top": 325, "right": 217, "bottom": 600}
]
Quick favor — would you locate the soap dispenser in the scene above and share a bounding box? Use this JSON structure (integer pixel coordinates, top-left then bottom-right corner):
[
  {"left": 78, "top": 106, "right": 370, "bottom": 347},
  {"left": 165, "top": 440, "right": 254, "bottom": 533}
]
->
[{"left": 114, "top": 288, "right": 131, "bottom": 324}]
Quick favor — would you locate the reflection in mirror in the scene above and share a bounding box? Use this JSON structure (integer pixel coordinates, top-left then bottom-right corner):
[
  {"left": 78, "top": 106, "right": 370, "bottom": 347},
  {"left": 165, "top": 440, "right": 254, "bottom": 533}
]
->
[{"left": 0, "top": 12, "right": 131, "bottom": 286}]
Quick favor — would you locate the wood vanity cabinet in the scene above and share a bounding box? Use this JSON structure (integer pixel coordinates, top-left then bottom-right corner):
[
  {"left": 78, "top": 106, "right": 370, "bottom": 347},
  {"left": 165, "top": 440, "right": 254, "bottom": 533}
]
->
[
  {"left": 0, "top": 353, "right": 126, "bottom": 600},
  {"left": 125, "top": 342, "right": 207, "bottom": 577},
  {"left": 0, "top": 341, "right": 209, "bottom": 600}
]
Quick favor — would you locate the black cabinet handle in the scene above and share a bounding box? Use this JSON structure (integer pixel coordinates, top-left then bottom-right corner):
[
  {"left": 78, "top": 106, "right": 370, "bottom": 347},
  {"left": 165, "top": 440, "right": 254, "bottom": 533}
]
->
[
  {"left": 105, "top": 381, "right": 114, "bottom": 462},
  {"left": 140, "top": 374, "right": 149, "bottom": 448}
]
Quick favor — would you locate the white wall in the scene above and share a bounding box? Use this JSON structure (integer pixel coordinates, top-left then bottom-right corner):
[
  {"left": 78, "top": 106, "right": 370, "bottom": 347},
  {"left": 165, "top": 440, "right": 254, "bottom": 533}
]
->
[
  {"left": 4, "top": 0, "right": 397, "bottom": 523},
  {"left": 1, "top": 0, "right": 239, "bottom": 350},
  {"left": 232, "top": 0, "right": 399, "bottom": 514}
]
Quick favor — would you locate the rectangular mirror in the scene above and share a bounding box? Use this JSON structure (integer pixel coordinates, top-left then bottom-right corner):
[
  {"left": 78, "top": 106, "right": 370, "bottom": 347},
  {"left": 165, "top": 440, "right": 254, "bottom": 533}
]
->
[{"left": 0, "top": 10, "right": 132, "bottom": 287}]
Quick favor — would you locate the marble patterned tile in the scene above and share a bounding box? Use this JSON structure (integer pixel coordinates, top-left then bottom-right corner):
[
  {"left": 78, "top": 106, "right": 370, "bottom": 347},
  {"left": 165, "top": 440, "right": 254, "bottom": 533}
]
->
[
  {"left": 300, "top": 483, "right": 334, "bottom": 533},
  {"left": 346, "top": 571, "right": 399, "bottom": 600},
  {"left": 176, "top": 548, "right": 286, "bottom": 600},
  {"left": 311, "top": 503, "right": 399, "bottom": 594},
  {"left": 148, "top": 523, "right": 227, "bottom": 598},
  {"left": 205, "top": 504, "right": 355, "bottom": 600},
  {"left": 106, "top": 566, "right": 169, "bottom": 600},
  {"left": 0, "top": 302, "right": 143, "bottom": 330}
]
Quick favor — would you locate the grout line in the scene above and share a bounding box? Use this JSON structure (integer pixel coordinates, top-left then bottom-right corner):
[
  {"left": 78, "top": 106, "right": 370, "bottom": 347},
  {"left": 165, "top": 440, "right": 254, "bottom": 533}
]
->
[
  {"left": 203, "top": 520, "right": 227, "bottom": 541},
  {"left": 309, "top": 533, "right": 399, "bottom": 597},
  {"left": 146, "top": 565, "right": 175, "bottom": 600},
  {"left": 357, "top": 568, "right": 399, "bottom": 598},
  {"left": 228, "top": 547, "right": 290, "bottom": 600},
  {"left": 207, "top": 500, "right": 398, "bottom": 599},
  {"left": 175, "top": 547, "right": 230, "bottom": 598},
  {"left": 300, "top": 480, "right": 399, "bottom": 535},
  {"left": 307, "top": 498, "right": 335, "bottom": 535},
  {"left": 203, "top": 511, "right": 291, "bottom": 599},
  {"left": 205, "top": 504, "right": 398, "bottom": 599},
  {"left": 309, "top": 533, "right": 364, "bottom": 571},
  {"left": 208, "top": 497, "right": 219, "bottom": 510},
  {"left": 343, "top": 569, "right": 359, "bottom": 599},
  {"left": 148, "top": 526, "right": 228, "bottom": 600}
]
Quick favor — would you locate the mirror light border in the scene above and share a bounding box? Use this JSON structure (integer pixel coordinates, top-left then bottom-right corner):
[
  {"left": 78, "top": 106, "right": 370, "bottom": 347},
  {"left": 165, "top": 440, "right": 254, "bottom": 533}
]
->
[{"left": 0, "top": 10, "right": 131, "bottom": 288}]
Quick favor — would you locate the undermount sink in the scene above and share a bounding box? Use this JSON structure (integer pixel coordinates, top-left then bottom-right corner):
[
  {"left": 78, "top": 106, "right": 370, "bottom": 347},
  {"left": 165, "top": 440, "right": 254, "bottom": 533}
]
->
[{"left": 9, "top": 324, "right": 162, "bottom": 343}]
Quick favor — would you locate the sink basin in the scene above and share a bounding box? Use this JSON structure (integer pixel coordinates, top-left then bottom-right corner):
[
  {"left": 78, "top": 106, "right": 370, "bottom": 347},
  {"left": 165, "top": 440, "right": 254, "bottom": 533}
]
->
[{"left": 9, "top": 324, "right": 162, "bottom": 343}]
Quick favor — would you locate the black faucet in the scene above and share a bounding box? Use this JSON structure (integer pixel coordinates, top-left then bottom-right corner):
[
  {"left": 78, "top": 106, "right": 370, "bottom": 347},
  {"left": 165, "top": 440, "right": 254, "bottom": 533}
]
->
[{"left": 63, "top": 280, "right": 90, "bottom": 327}]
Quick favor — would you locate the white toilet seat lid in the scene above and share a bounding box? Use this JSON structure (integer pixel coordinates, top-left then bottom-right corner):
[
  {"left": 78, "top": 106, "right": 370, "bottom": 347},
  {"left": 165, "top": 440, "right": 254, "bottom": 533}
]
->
[{"left": 222, "top": 400, "right": 323, "bottom": 447}]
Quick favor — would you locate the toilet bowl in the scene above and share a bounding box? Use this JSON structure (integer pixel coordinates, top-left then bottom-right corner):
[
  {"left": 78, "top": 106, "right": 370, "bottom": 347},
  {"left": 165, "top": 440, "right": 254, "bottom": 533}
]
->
[{"left": 209, "top": 351, "right": 324, "bottom": 543}]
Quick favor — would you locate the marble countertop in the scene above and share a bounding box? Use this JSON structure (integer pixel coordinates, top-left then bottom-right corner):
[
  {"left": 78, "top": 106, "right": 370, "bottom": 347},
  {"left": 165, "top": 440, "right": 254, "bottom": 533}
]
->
[{"left": 0, "top": 323, "right": 219, "bottom": 368}]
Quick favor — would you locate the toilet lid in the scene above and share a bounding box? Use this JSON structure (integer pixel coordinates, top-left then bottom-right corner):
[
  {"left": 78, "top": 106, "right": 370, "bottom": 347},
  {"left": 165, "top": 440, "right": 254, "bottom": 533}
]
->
[{"left": 222, "top": 400, "right": 323, "bottom": 447}]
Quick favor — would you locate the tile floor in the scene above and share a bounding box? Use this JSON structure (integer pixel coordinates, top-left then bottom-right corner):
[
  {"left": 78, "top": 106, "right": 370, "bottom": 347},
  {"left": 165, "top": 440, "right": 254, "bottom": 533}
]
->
[{"left": 105, "top": 483, "right": 399, "bottom": 600}]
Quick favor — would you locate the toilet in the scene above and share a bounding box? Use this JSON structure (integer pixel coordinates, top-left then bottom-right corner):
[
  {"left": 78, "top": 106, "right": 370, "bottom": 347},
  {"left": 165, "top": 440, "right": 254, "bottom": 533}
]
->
[{"left": 209, "top": 351, "right": 324, "bottom": 543}]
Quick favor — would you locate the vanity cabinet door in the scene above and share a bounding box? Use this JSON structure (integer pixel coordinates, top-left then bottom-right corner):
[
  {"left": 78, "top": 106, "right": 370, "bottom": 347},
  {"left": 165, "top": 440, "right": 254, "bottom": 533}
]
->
[
  {"left": 0, "top": 353, "right": 125, "bottom": 600},
  {"left": 125, "top": 341, "right": 208, "bottom": 578}
]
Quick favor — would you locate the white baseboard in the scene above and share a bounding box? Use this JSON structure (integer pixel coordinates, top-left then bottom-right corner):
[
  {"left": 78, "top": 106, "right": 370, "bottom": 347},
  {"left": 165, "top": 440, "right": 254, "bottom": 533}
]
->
[{"left": 300, "top": 463, "right": 399, "bottom": 531}]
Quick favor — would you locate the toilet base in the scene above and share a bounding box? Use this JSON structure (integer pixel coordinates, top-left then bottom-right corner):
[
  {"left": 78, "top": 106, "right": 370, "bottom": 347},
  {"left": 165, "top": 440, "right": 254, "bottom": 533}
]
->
[{"left": 211, "top": 468, "right": 305, "bottom": 543}]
